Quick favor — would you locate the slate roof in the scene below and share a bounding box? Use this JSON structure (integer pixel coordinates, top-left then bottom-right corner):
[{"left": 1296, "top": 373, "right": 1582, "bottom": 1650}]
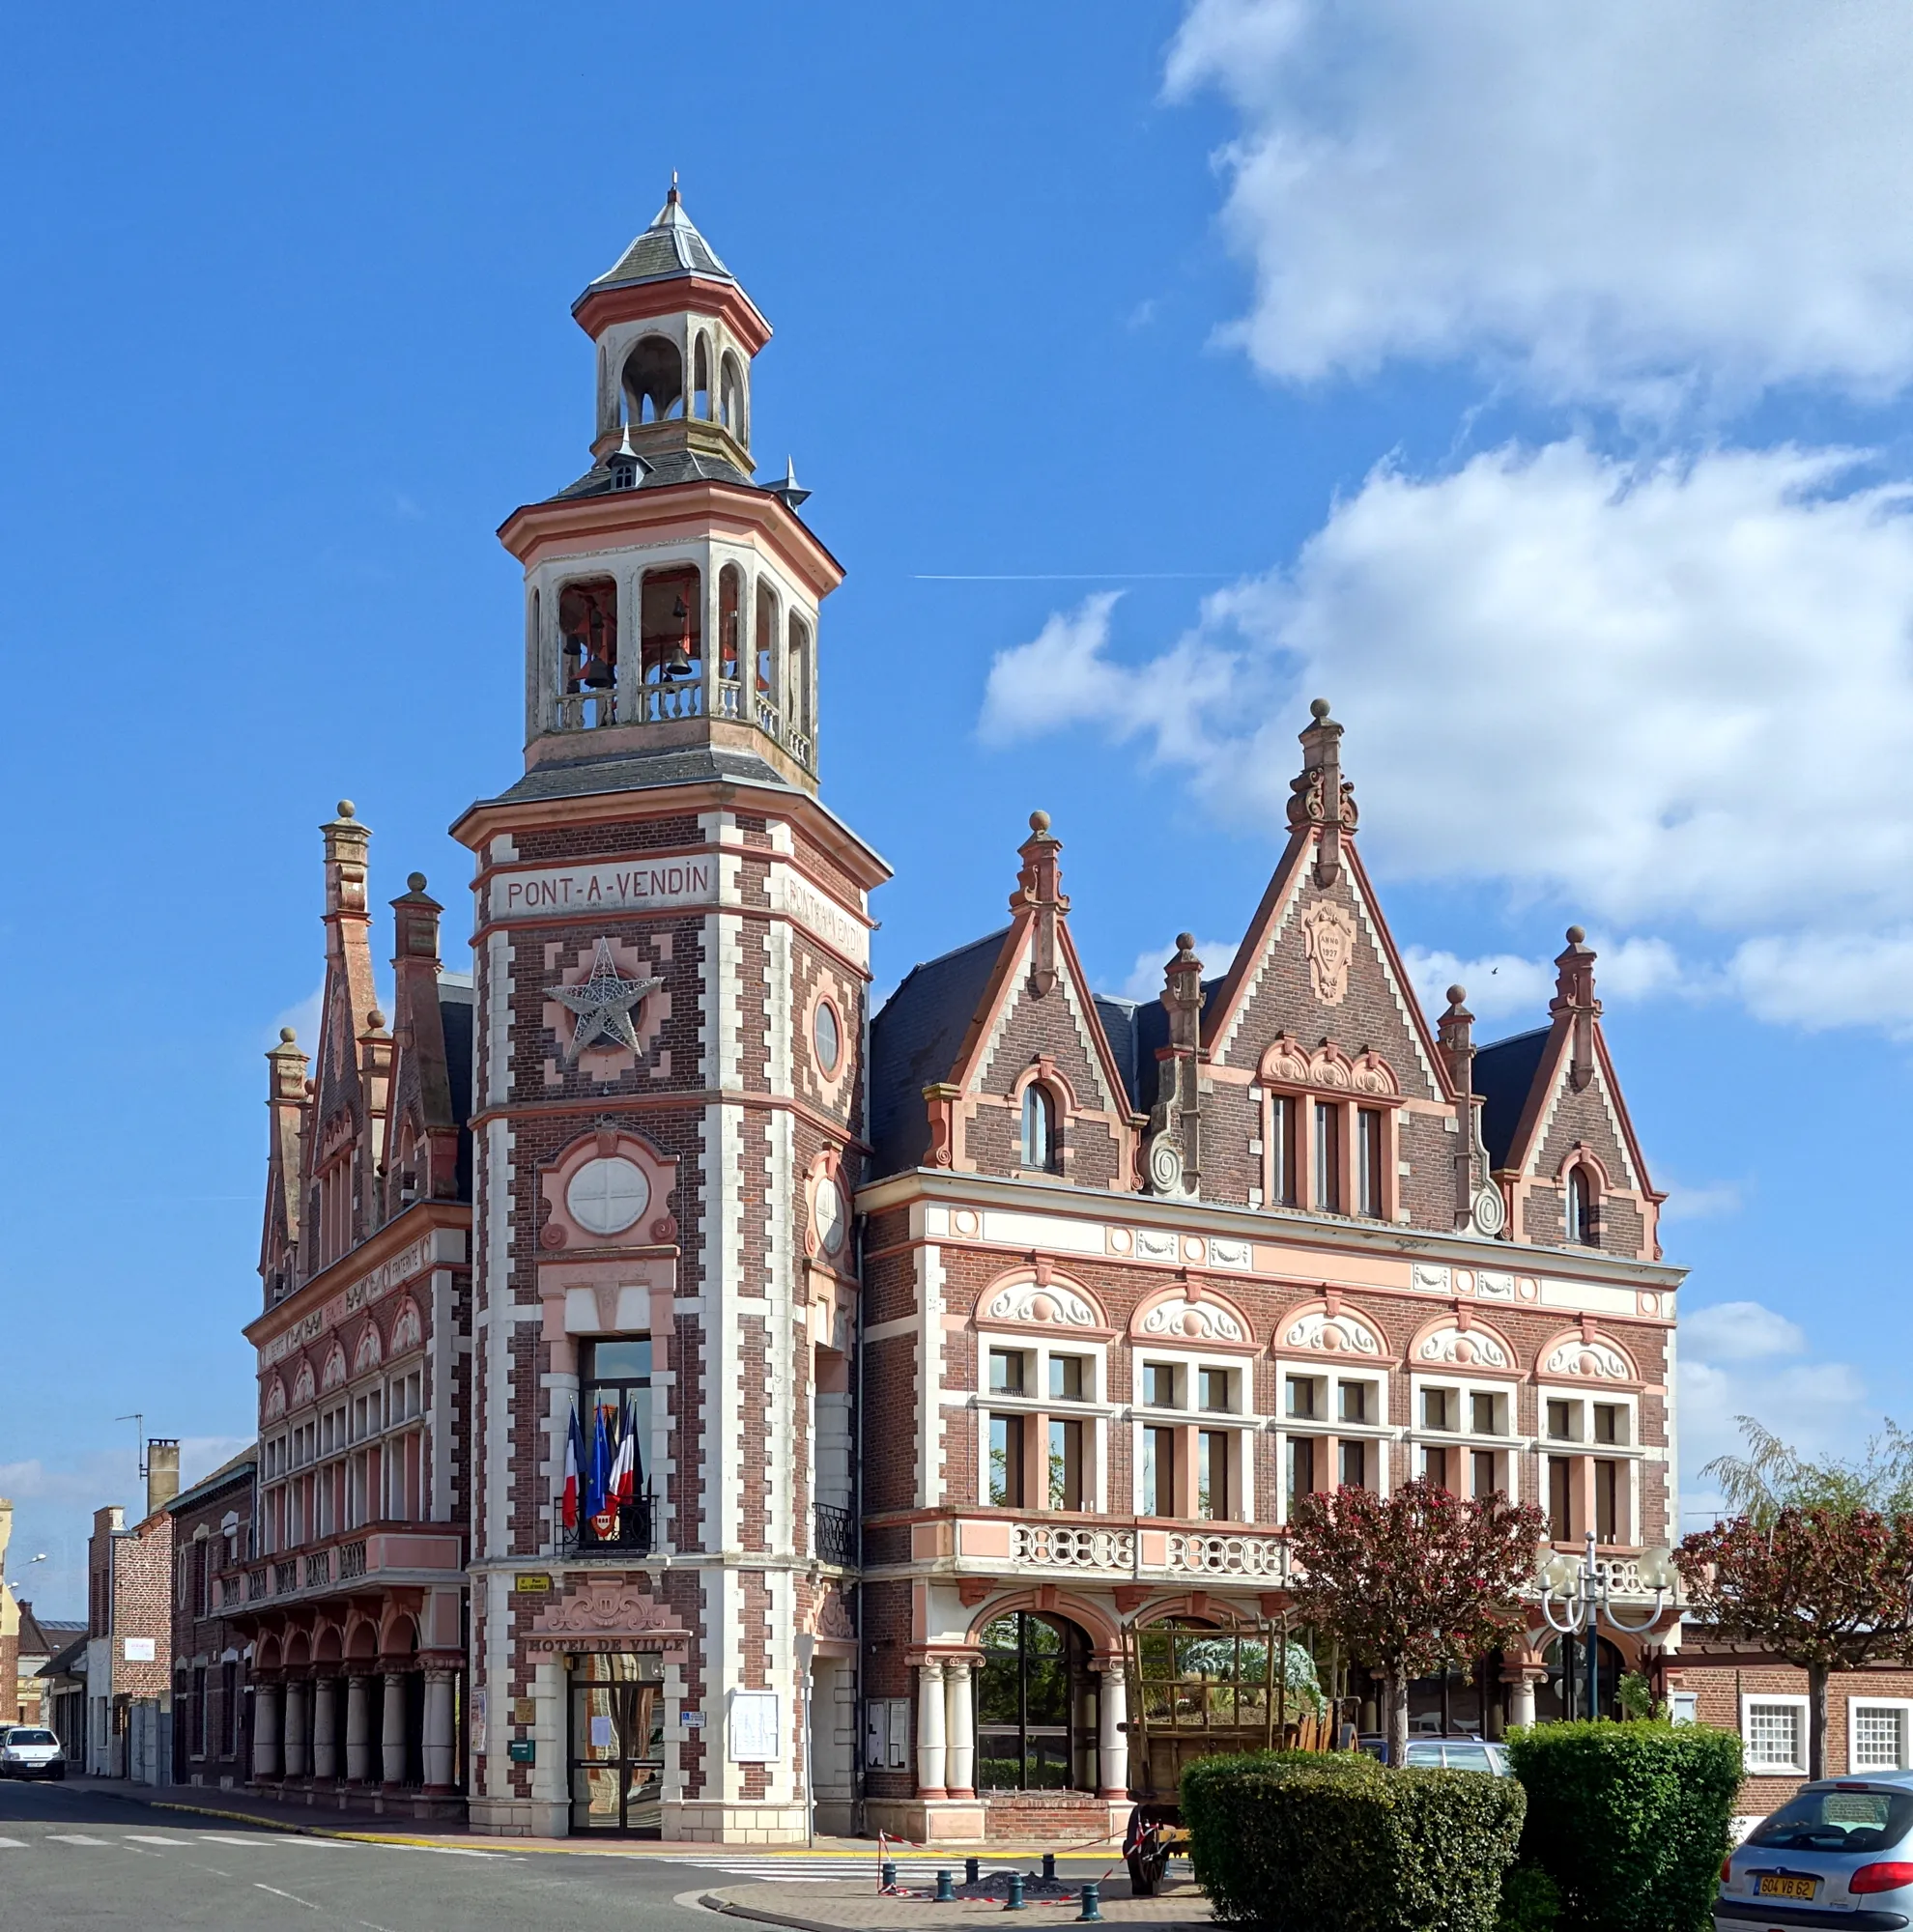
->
[
  {"left": 164, "top": 1443, "right": 259, "bottom": 1519},
  {"left": 551, "top": 445, "right": 757, "bottom": 502},
  {"left": 1472, "top": 1025, "right": 1553, "bottom": 1170},
  {"left": 869, "top": 930, "right": 1010, "bottom": 1179},
  {"left": 15, "top": 1605, "right": 85, "bottom": 1659},
  {"left": 473, "top": 744, "right": 798, "bottom": 812},
  {"left": 35, "top": 1630, "right": 88, "bottom": 1682},
  {"left": 585, "top": 189, "right": 736, "bottom": 296}
]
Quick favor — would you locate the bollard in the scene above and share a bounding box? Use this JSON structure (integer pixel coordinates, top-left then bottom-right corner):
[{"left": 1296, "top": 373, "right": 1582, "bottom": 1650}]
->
[
  {"left": 936, "top": 1871, "right": 955, "bottom": 1903},
  {"left": 881, "top": 1861, "right": 898, "bottom": 1892},
  {"left": 966, "top": 1859, "right": 981, "bottom": 1886},
  {"left": 1042, "top": 1855, "right": 1056, "bottom": 1883},
  {"left": 1077, "top": 1884, "right": 1103, "bottom": 1923},
  {"left": 1004, "top": 1872, "right": 1026, "bottom": 1912}
]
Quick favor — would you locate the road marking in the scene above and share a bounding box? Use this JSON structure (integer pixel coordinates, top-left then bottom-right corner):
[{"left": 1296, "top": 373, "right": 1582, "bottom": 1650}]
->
[
  {"left": 200, "top": 1833, "right": 282, "bottom": 1846},
  {"left": 43, "top": 1833, "right": 114, "bottom": 1845},
  {"left": 0, "top": 1838, "right": 25, "bottom": 1849},
  {"left": 255, "top": 1884, "right": 322, "bottom": 1909},
  {"left": 126, "top": 1834, "right": 194, "bottom": 1845}
]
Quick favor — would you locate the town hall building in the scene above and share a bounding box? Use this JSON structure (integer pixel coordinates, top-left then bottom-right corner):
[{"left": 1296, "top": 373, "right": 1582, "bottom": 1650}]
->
[{"left": 232, "top": 189, "right": 1686, "bottom": 1842}]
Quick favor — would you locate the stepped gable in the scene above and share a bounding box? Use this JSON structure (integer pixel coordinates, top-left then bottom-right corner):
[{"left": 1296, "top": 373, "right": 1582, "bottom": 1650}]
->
[
  {"left": 1492, "top": 927, "right": 1662, "bottom": 1259},
  {"left": 1203, "top": 701, "right": 1446, "bottom": 1105}
]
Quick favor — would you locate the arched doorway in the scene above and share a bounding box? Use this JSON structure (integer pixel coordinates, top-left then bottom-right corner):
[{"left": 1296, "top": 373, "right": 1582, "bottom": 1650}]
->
[
  {"left": 976, "top": 1612, "right": 1097, "bottom": 1791},
  {"left": 1536, "top": 1634, "right": 1626, "bottom": 1723}
]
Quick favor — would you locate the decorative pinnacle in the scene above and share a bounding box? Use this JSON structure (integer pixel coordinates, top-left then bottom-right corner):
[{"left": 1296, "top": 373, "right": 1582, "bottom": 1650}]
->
[
  {"left": 408, "top": 871, "right": 427, "bottom": 893},
  {"left": 1029, "top": 810, "right": 1051, "bottom": 835},
  {"left": 337, "top": 800, "right": 355, "bottom": 818},
  {"left": 1566, "top": 924, "right": 1586, "bottom": 944},
  {"left": 1309, "top": 696, "right": 1332, "bottom": 723},
  {"left": 1176, "top": 932, "right": 1196, "bottom": 952},
  {"left": 279, "top": 1027, "right": 298, "bottom": 1043},
  {"left": 367, "top": 1009, "right": 386, "bottom": 1031},
  {"left": 1447, "top": 984, "right": 1467, "bottom": 1006}
]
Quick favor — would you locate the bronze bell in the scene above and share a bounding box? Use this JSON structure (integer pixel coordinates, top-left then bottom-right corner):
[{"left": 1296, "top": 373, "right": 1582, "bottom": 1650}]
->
[{"left": 659, "top": 594, "right": 694, "bottom": 678}]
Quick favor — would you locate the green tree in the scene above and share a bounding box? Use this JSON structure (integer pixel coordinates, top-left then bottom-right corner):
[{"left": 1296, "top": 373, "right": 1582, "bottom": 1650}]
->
[
  {"left": 1677, "top": 1506, "right": 1913, "bottom": 1779},
  {"left": 1286, "top": 1477, "right": 1544, "bottom": 1767}
]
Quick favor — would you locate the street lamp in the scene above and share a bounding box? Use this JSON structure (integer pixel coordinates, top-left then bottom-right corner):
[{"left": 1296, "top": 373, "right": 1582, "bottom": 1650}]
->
[{"left": 1538, "top": 1533, "right": 1676, "bottom": 1721}]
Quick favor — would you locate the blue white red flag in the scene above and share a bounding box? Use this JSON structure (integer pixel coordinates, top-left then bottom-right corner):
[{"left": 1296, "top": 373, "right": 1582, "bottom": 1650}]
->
[
  {"left": 561, "top": 1404, "right": 585, "bottom": 1529},
  {"left": 609, "top": 1395, "right": 638, "bottom": 1510}
]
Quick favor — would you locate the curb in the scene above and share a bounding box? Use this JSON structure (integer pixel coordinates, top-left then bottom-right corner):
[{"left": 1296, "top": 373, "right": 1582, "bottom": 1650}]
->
[{"left": 698, "top": 1890, "right": 1213, "bottom": 1932}]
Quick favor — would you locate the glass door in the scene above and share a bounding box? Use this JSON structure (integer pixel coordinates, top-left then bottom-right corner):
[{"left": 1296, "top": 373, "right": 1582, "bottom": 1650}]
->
[{"left": 569, "top": 1654, "right": 664, "bottom": 1833}]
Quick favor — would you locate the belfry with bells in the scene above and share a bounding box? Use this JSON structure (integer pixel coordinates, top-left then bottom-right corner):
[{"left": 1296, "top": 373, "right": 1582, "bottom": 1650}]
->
[{"left": 450, "top": 183, "right": 887, "bottom": 1839}]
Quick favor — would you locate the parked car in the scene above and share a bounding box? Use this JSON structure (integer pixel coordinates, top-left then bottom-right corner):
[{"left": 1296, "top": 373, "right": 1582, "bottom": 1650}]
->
[
  {"left": 1719, "top": 1773, "right": 1913, "bottom": 1928},
  {"left": 1400, "top": 1737, "right": 1512, "bottom": 1775},
  {"left": 0, "top": 1726, "right": 65, "bottom": 1780}
]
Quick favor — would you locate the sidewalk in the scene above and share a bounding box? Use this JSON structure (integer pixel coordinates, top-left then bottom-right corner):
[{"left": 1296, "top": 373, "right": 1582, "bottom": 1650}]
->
[
  {"left": 59, "top": 1777, "right": 1129, "bottom": 1862},
  {"left": 703, "top": 1878, "right": 1213, "bottom": 1932}
]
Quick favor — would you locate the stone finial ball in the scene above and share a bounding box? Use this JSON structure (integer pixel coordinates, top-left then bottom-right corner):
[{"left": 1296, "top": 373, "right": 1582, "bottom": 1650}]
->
[
  {"left": 368, "top": 1009, "right": 386, "bottom": 1030},
  {"left": 337, "top": 799, "right": 356, "bottom": 818},
  {"left": 1177, "top": 932, "right": 1196, "bottom": 952},
  {"left": 1566, "top": 924, "right": 1586, "bottom": 944},
  {"left": 1447, "top": 984, "right": 1467, "bottom": 1006},
  {"left": 408, "top": 871, "right": 427, "bottom": 893},
  {"left": 1029, "top": 810, "right": 1050, "bottom": 834},
  {"left": 1309, "top": 696, "right": 1331, "bottom": 721},
  {"left": 279, "top": 1027, "right": 298, "bottom": 1043}
]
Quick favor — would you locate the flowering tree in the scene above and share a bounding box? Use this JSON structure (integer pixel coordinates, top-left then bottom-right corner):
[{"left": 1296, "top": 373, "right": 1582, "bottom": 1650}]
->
[
  {"left": 1678, "top": 1507, "right": 1913, "bottom": 1779},
  {"left": 1286, "top": 1477, "right": 1545, "bottom": 1767}
]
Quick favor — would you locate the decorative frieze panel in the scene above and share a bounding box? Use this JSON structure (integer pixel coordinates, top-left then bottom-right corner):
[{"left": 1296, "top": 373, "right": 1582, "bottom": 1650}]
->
[
  {"left": 1280, "top": 1306, "right": 1383, "bottom": 1357},
  {"left": 1543, "top": 1335, "right": 1635, "bottom": 1381},
  {"left": 1415, "top": 1322, "right": 1511, "bottom": 1371}
]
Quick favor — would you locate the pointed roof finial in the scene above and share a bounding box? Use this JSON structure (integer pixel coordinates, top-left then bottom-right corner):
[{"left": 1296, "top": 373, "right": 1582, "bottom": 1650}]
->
[
  {"left": 768, "top": 457, "right": 811, "bottom": 510},
  {"left": 669, "top": 168, "right": 680, "bottom": 202}
]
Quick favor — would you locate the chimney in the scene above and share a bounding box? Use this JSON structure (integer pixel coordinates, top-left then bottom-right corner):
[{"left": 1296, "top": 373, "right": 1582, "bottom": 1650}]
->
[{"left": 146, "top": 1439, "right": 180, "bottom": 1517}]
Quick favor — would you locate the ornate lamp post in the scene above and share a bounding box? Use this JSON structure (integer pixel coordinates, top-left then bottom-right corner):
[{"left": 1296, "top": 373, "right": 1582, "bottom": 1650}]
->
[{"left": 1538, "top": 1533, "right": 1677, "bottom": 1720}]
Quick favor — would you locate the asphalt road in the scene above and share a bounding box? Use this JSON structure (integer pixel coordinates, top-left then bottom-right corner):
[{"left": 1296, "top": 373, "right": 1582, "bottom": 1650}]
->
[{"left": 0, "top": 1779, "right": 727, "bottom": 1931}]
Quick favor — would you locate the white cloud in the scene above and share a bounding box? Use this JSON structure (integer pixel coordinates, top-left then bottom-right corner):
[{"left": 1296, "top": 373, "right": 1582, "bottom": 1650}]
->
[
  {"left": 1116, "top": 938, "right": 1238, "bottom": 1004},
  {"left": 1675, "top": 1298, "right": 1881, "bottom": 1524},
  {"left": 1166, "top": 0, "right": 1913, "bottom": 407},
  {"left": 273, "top": 983, "right": 323, "bottom": 1051},
  {"left": 1681, "top": 1300, "right": 1804, "bottom": 1363},
  {"left": 1401, "top": 948, "right": 1553, "bottom": 1025},
  {"left": 980, "top": 441, "right": 1913, "bottom": 1029},
  {"left": 1657, "top": 1179, "right": 1744, "bottom": 1226}
]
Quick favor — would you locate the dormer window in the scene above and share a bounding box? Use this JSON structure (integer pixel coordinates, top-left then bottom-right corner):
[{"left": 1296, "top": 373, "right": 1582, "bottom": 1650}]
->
[
  {"left": 1020, "top": 1084, "right": 1057, "bottom": 1173},
  {"left": 1567, "top": 1165, "right": 1599, "bottom": 1246}
]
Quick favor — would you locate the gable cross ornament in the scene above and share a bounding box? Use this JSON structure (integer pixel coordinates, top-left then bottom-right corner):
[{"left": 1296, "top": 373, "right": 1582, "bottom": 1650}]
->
[{"left": 547, "top": 939, "right": 663, "bottom": 1065}]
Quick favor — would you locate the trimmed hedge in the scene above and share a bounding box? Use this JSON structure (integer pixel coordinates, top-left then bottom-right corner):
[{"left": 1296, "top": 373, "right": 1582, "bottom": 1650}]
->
[
  {"left": 1504, "top": 1721, "right": 1744, "bottom": 1932},
  {"left": 1182, "top": 1749, "right": 1527, "bottom": 1932}
]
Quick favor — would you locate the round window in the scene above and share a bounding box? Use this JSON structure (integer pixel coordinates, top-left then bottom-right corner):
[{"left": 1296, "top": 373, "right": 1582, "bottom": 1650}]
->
[
  {"left": 813, "top": 998, "right": 842, "bottom": 1076},
  {"left": 814, "top": 1173, "right": 849, "bottom": 1255},
  {"left": 565, "top": 1155, "right": 649, "bottom": 1236}
]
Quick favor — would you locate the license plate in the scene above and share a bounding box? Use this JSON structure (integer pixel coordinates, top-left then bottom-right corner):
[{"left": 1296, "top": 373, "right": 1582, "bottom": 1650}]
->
[{"left": 1756, "top": 1875, "right": 1816, "bottom": 1900}]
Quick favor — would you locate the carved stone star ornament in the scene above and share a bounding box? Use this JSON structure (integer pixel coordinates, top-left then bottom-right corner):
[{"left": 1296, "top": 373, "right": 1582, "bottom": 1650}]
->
[{"left": 547, "top": 939, "right": 663, "bottom": 1065}]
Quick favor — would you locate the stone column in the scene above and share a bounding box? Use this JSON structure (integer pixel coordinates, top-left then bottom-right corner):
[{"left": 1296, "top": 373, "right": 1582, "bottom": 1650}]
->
[
  {"left": 1503, "top": 1647, "right": 1545, "bottom": 1731},
  {"left": 312, "top": 1678, "right": 339, "bottom": 1780},
  {"left": 252, "top": 1681, "right": 282, "bottom": 1781},
  {"left": 344, "top": 1675, "right": 373, "bottom": 1782},
  {"left": 1097, "top": 1660, "right": 1129, "bottom": 1799},
  {"left": 915, "top": 1659, "right": 948, "bottom": 1800},
  {"left": 381, "top": 1672, "right": 410, "bottom": 1788},
  {"left": 943, "top": 1659, "right": 976, "bottom": 1799},
  {"left": 422, "top": 1670, "right": 456, "bottom": 1793},
  {"left": 282, "top": 1679, "right": 309, "bottom": 1778}
]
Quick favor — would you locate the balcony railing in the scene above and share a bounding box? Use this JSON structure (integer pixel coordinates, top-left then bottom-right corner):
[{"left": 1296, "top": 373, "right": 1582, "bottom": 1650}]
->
[
  {"left": 230, "top": 1523, "right": 461, "bottom": 1609},
  {"left": 558, "top": 1492, "right": 656, "bottom": 1561},
  {"left": 337, "top": 1539, "right": 367, "bottom": 1580},
  {"left": 814, "top": 1502, "right": 857, "bottom": 1567}
]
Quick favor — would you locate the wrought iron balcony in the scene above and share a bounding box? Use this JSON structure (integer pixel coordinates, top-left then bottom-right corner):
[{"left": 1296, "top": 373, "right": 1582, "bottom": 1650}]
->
[
  {"left": 558, "top": 1491, "right": 657, "bottom": 1561},
  {"left": 814, "top": 1502, "right": 857, "bottom": 1567}
]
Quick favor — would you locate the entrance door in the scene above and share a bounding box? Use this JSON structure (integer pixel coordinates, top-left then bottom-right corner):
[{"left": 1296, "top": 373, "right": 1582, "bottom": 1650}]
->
[
  {"left": 569, "top": 1655, "right": 663, "bottom": 1834},
  {"left": 977, "top": 1612, "right": 1096, "bottom": 1790}
]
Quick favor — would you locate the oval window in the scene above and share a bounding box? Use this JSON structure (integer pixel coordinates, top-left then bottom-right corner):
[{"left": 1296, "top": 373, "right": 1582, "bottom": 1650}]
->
[
  {"left": 566, "top": 1155, "right": 649, "bottom": 1236},
  {"left": 814, "top": 998, "right": 842, "bottom": 1076},
  {"left": 814, "top": 1174, "right": 849, "bottom": 1255}
]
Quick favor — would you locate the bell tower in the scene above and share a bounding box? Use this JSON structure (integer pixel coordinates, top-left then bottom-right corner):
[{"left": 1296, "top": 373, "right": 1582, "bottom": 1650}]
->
[
  {"left": 458, "top": 189, "right": 888, "bottom": 1844},
  {"left": 500, "top": 181, "right": 834, "bottom": 790}
]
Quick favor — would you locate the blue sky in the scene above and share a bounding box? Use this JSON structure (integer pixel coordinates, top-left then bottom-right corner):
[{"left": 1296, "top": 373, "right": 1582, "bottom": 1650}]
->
[{"left": 5, "top": 2, "right": 1912, "bottom": 1616}]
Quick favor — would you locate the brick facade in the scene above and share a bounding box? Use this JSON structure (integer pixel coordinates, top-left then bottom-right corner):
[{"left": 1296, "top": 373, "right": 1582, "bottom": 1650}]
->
[{"left": 166, "top": 1451, "right": 258, "bottom": 1787}]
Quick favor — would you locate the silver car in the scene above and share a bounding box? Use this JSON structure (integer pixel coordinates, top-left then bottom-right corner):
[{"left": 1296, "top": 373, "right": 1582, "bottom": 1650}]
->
[
  {"left": 1718, "top": 1774, "right": 1913, "bottom": 1929},
  {"left": 0, "top": 1726, "right": 65, "bottom": 1780},
  {"left": 1400, "top": 1737, "right": 1512, "bottom": 1775}
]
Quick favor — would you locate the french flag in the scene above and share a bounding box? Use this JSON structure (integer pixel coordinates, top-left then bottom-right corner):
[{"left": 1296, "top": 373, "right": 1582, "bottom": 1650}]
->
[
  {"left": 609, "top": 1396, "right": 639, "bottom": 1513},
  {"left": 561, "top": 1405, "right": 585, "bottom": 1530}
]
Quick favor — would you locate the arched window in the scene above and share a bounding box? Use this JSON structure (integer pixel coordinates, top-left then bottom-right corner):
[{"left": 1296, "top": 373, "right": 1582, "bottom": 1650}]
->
[
  {"left": 976, "top": 1612, "right": 1096, "bottom": 1791},
  {"left": 1567, "top": 1166, "right": 1598, "bottom": 1246},
  {"left": 785, "top": 612, "right": 811, "bottom": 738},
  {"left": 557, "top": 579, "right": 618, "bottom": 712},
  {"left": 1021, "top": 1084, "right": 1057, "bottom": 1173},
  {"left": 693, "top": 334, "right": 712, "bottom": 419},
  {"left": 720, "top": 352, "right": 747, "bottom": 443},
  {"left": 755, "top": 581, "right": 779, "bottom": 703},
  {"left": 717, "top": 565, "right": 743, "bottom": 692},
  {"left": 622, "top": 336, "right": 683, "bottom": 425}
]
